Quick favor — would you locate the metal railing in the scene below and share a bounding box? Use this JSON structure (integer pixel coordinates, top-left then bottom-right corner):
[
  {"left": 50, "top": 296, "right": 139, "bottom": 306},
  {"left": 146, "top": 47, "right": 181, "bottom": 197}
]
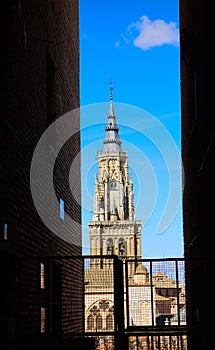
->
[{"left": 14, "top": 256, "right": 187, "bottom": 350}]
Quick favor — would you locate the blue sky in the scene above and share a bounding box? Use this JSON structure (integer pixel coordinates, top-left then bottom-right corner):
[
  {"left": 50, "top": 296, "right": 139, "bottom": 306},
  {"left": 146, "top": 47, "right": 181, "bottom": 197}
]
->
[{"left": 79, "top": 0, "right": 183, "bottom": 258}]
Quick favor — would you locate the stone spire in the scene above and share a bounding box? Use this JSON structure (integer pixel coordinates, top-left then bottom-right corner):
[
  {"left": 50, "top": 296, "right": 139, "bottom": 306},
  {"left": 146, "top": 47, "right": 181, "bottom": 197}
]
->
[
  {"left": 109, "top": 83, "right": 114, "bottom": 116},
  {"left": 103, "top": 84, "right": 122, "bottom": 153}
]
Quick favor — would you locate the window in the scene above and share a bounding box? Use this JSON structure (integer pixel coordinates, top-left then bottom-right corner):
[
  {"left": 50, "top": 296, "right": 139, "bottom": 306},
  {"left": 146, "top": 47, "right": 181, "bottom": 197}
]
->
[
  {"left": 60, "top": 197, "right": 64, "bottom": 220},
  {"left": 88, "top": 300, "right": 114, "bottom": 332},
  {"left": 119, "top": 238, "right": 126, "bottom": 255},
  {"left": 96, "top": 315, "right": 103, "bottom": 330},
  {"left": 111, "top": 181, "right": 116, "bottom": 190},
  {"left": 40, "top": 307, "right": 46, "bottom": 333},
  {"left": 99, "top": 300, "right": 109, "bottom": 310},
  {"left": 107, "top": 238, "right": 113, "bottom": 255},
  {"left": 4, "top": 223, "right": 8, "bottom": 240},
  {"left": 87, "top": 315, "right": 94, "bottom": 330},
  {"left": 40, "top": 263, "right": 45, "bottom": 289},
  {"left": 106, "top": 315, "right": 113, "bottom": 330}
]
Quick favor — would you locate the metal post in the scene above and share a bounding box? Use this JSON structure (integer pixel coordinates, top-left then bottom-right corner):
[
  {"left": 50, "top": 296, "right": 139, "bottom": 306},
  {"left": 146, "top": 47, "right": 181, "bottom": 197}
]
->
[{"left": 114, "top": 256, "right": 128, "bottom": 350}]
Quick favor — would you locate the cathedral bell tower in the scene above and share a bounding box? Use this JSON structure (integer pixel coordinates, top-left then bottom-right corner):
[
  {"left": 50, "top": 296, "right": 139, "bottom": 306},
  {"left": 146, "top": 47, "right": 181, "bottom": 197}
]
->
[{"left": 88, "top": 85, "right": 142, "bottom": 273}]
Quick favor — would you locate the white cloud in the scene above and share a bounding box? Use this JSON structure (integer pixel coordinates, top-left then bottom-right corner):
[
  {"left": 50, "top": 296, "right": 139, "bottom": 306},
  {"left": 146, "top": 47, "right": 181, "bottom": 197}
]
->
[{"left": 128, "top": 16, "right": 179, "bottom": 50}]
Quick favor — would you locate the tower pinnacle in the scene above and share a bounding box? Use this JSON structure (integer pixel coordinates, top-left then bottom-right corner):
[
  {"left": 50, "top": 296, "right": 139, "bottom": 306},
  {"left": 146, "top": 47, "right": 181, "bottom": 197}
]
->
[
  {"left": 106, "top": 79, "right": 115, "bottom": 116},
  {"left": 103, "top": 80, "right": 122, "bottom": 152}
]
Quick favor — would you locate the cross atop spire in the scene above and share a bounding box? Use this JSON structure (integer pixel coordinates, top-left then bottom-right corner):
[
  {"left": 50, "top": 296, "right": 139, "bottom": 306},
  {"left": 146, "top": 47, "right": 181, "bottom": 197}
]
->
[
  {"left": 106, "top": 78, "right": 116, "bottom": 101},
  {"left": 106, "top": 79, "right": 116, "bottom": 117}
]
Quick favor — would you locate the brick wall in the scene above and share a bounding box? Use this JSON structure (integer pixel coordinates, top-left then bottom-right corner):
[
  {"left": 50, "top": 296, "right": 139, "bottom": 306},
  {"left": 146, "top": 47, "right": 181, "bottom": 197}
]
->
[
  {"left": 180, "top": 1, "right": 215, "bottom": 349},
  {"left": 0, "top": 1, "right": 82, "bottom": 347}
]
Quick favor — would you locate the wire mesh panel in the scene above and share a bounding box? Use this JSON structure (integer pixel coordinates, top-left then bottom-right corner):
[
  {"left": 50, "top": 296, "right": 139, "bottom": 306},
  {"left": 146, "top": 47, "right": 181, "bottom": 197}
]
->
[
  {"left": 153, "top": 259, "right": 186, "bottom": 327},
  {"left": 125, "top": 259, "right": 186, "bottom": 328},
  {"left": 84, "top": 256, "right": 126, "bottom": 350},
  {"left": 84, "top": 256, "right": 115, "bottom": 333}
]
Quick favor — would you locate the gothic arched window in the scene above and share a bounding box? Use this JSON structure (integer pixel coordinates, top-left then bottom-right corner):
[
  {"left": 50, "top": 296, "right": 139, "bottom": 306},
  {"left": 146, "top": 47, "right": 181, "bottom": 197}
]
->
[
  {"left": 106, "top": 315, "right": 113, "bottom": 330},
  {"left": 111, "top": 181, "right": 116, "bottom": 190},
  {"left": 107, "top": 238, "right": 113, "bottom": 255},
  {"left": 119, "top": 238, "right": 126, "bottom": 256},
  {"left": 96, "top": 315, "right": 103, "bottom": 330},
  {"left": 87, "top": 315, "right": 94, "bottom": 330}
]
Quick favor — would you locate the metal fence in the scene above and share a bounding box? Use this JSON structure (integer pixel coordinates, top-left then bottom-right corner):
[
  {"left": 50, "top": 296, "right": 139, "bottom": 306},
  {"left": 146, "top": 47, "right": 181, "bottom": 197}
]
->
[
  {"left": 124, "top": 258, "right": 187, "bottom": 350},
  {"left": 15, "top": 256, "right": 187, "bottom": 350},
  {"left": 125, "top": 259, "right": 186, "bottom": 328}
]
